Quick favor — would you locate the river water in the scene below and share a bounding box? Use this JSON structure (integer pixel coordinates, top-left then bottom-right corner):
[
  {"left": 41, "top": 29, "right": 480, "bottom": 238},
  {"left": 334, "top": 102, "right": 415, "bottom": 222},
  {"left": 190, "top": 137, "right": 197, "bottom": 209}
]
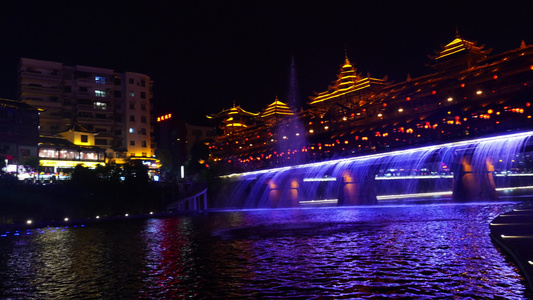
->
[{"left": 0, "top": 202, "right": 530, "bottom": 299}]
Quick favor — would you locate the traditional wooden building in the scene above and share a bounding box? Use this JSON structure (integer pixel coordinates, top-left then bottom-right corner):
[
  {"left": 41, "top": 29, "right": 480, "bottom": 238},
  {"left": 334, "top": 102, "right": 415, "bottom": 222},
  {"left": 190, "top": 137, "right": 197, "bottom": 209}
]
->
[
  {"left": 38, "top": 123, "right": 106, "bottom": 176},
  {"left": 207, "top": 34, "right": 533, "bottom": 173}
]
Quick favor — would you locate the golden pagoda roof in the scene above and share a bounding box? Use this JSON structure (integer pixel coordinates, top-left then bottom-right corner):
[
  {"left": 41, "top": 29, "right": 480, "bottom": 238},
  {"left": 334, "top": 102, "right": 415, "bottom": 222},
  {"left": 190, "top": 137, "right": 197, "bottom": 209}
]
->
[
  {"left": 309, "top": 56, "right": 386, "bottom": 105},
  {"left": 261, "top": 97, "right": 294, "bottom": 118},
  {"left": 433, "top": 34, "right": 490, "bottom": 61},
  {"left": 207, "top": 104, "right": 259, "bottom": 120}
]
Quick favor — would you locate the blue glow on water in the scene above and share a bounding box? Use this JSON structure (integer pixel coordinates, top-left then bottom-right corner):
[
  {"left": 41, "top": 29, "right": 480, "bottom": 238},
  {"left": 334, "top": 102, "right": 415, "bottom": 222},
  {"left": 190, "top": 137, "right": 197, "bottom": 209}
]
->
[{"left": 0, "top": 202, "right": 529, "bottom": 298}]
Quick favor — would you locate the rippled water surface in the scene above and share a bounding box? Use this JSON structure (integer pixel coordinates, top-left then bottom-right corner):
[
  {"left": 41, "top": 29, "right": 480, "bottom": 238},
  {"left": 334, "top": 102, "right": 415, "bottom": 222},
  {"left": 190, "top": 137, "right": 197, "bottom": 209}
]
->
[{"left": 0, "top": 202, "right": 530, "bottom": 299}]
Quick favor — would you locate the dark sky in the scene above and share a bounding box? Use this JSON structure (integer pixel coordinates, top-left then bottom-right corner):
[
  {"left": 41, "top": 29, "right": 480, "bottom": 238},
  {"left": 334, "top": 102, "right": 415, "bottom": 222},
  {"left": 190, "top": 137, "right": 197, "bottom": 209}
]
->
[{"left": 1, "top": 1, "right": 532, "bottom": 125}]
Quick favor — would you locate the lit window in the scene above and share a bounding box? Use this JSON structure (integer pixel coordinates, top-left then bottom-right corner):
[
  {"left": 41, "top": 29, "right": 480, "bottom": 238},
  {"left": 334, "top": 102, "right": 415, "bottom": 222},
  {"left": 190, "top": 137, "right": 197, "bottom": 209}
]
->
[
  {"left": 95, "top": 76, "right": 106, "bottom": 84},
  {"left": 129, "top": 91, "right": 135, "bottom": 97},
  {"left": 129, "top": 128, "right": 134, "bottom": 133},
  {"left": 95, "top": 90, "right": 106, "bottom": 97},
  {"left": 94, "top": 102, "right": 107, "bottom": 110}
]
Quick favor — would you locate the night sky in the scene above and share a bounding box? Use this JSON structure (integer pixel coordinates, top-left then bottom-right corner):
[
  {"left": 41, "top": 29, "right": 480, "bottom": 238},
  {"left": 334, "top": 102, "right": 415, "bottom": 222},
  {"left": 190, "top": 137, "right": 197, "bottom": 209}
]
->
[{"left": 1, "top": 1, "right": 532, "bottom": 125}]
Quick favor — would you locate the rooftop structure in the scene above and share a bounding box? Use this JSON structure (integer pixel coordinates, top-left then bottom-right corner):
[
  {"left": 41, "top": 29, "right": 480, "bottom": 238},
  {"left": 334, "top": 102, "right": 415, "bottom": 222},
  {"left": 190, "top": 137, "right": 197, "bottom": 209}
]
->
[
  {"left": 207, "top": 103, "right": 259, "bottom": 135},
  {"left": 309, "top": 56, "right": 388, "bottom": 106}
]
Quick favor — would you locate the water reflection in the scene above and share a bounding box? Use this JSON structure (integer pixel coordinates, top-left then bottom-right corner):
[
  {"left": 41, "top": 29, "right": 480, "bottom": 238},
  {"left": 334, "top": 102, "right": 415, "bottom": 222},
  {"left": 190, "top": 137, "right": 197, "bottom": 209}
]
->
[
  {"left": 0, "top": 202, "right": 529, "bottom": 299},
  {"left": 140, "top": 217, "right": 202, "bottom": 298}
]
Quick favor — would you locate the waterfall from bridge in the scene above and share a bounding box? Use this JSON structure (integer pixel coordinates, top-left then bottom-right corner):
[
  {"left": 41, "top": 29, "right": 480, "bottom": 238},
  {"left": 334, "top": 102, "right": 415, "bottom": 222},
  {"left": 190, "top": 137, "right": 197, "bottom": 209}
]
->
[{"left": 216, "top": 131, "right": 533, "bottom": 208}]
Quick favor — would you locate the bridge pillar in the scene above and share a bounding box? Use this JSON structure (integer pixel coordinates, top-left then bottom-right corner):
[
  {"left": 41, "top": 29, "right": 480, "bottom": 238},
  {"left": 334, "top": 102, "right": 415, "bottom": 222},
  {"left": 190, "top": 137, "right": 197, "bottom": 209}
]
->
[
  {"left": 453, "top": 157, "right": 497, "bottom": 201},
  {"left": 338, "top": 170, "right": 377, "bottom": 206},
  {"left": 267, "top": 177, "right": 300, "bottom": 208}
]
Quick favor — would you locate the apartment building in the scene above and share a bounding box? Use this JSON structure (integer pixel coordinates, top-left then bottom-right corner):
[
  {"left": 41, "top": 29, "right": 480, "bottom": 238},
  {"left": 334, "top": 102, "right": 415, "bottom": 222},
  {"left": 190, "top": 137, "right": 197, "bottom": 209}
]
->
[{"left": 19, "top": 58, "right": 156, "bottom": 163}]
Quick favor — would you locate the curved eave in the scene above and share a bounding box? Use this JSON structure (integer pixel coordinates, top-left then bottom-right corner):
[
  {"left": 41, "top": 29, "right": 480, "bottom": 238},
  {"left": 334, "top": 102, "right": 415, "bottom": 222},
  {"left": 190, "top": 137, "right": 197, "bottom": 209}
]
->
[{"left": 309, "top": 78, "right": 379, "bottom": 105}]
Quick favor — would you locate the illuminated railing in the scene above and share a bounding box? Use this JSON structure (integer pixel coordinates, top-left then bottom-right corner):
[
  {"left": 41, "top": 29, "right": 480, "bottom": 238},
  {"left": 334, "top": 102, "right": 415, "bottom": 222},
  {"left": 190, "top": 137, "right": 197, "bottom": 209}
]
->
[
  {"left": 220, "top": 130, "right": 533, "bottom": 179},
  {"left": 302, "top": 177, "right": 337, "bottom": 182}
]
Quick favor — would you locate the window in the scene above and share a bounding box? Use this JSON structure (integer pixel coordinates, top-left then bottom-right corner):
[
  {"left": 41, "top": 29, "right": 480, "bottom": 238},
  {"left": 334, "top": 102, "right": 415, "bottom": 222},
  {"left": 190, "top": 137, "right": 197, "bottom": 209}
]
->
[
  {"left": 95, "top": 139, "right": 107, "bottom": 145},
  {"left": 142, "top": 141, "right": 147, "bottom": 147},
  {"left": 129, "top": 103, "right": 135, "bottom": 110},
  {"left": 95, "top": 90, "right": 106, "bottom": 97},
  {"left": 129, "top": 115, "right": 135, "bottom": 122},
  {"left": 95, "top": 76, "right": 106, "bottom": 84},
  {"left": 140, "top": 128, "right": 146, "bottom": 135},
  {"left": 130, "top": 140, "right": 135, "bottom": 146},
  {"left": 94, "top": 102, "right": 107, "bottom": 110},
  {"left": 140, "top": 103, "right": 146, "bottom": 111},
  {"left": 113, "top": 77, "right": 121, "bottom": 85},
  {"left": 79, "top": 86, "right": 88, "bottom": 92},
  {"left": 78, "top": 98, "right": 92, "bottom": 105},
  {"left": 39, "top": 148, "right": 58, "bottom": 159},
  {"left": 64, "top": 86, "right": 72, "bottom": 93},
  {"left": 129, "top": 128, "right": 134, "bottom": 133},
  {"left": 129, "top": 91, "right": 135, "bottom": 97},
  {"left": 81, "top": 135, "right": 88, "bottom": 143},
  {"left": 140, "top": 91, "right": 146, "bottom": 99},
  {"left": 141, "top": 116, "right": 146, "bottom": 123},
  {"left": 114, "top": 130, "right": 122, "bottom": 135},
  {"left": 114, "top": 91, "right": 121, "bottom": 98},
  {"left": 140, "top": 79, "right": 145, "bottom": 87},
  {"left": 78, "top": 111, "right": 92, "bottom": 118},
  {"left": 129, "top": 78, "right": 134, "bottom": 84}
]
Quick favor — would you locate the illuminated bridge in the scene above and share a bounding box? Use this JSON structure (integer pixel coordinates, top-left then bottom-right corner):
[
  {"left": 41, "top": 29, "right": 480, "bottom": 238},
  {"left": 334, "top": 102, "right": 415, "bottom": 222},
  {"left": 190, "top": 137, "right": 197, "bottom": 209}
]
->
[{"left": 213, "top": 131, "right": 533, "bottom": 208}]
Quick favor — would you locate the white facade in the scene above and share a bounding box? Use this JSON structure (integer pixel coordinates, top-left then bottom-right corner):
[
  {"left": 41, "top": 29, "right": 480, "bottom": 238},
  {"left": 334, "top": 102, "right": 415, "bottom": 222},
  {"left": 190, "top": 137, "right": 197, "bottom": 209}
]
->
[{"left": 19, "top": 58, "right": 155, "bottom": 162}]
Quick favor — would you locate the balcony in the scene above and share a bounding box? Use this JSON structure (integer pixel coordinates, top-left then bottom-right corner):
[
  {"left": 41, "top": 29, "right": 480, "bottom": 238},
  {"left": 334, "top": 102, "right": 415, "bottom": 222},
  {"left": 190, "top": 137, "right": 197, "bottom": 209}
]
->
[
  {"left": 21, "top": 71, "right": 62, "bottom": 82},
  {"left": 21, "top": 85, "right": 62, "bottom": 96}
]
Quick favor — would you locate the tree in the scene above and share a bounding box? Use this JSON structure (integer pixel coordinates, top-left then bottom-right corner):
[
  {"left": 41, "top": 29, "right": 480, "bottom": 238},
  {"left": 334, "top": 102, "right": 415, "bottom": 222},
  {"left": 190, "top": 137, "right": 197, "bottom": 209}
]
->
[{"left": 21, "top": 156, "right": 40, "bottom": 173}]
